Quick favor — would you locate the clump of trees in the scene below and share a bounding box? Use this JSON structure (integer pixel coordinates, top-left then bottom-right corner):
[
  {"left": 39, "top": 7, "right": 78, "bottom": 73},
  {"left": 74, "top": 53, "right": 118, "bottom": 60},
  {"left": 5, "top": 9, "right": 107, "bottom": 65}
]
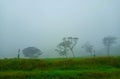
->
[
  {"left": 55, "top": 37, "right": 79, "bottom": 58},
  {"left": 102, "top": 36, "right": 117, "bottom": 56},
  {"left": 22, "top": 47, "right": 42, "bottom": 58}
]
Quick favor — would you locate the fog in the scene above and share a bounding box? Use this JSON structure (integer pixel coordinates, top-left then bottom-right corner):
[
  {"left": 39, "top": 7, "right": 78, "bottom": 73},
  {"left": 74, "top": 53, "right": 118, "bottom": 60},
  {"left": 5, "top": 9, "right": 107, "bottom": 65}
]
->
[{"left": 0, "top": 0, "right": 120, "bottom": 58}]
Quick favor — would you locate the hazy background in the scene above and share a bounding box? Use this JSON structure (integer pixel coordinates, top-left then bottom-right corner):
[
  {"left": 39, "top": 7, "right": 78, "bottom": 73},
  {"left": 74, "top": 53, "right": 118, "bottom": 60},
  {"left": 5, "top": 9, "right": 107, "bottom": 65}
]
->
[{"left": 0, "top": 0, "right": 120, "bottom": 58}]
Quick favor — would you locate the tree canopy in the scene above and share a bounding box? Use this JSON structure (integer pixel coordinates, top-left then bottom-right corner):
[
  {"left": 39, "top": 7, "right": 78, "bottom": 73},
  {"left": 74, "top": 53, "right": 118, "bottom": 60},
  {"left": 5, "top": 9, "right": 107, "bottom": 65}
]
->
[
  {"left": 22, "top": 47, "right": 42, "bottom": 58},
  {"left": 103, "top": 36, "right": 117, "bottom": 56}
]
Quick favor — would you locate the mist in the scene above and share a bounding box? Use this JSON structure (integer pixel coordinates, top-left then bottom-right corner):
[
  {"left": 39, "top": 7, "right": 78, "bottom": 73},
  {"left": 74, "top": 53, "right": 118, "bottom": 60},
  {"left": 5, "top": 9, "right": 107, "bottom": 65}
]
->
[{"left": 0, "top": 0, "right": 120, "bottom": 58}]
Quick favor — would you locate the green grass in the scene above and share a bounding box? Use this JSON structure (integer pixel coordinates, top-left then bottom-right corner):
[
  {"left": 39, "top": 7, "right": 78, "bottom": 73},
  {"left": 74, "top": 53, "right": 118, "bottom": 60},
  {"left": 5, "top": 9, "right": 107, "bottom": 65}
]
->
[{"left": 0, "top": 56, "right": 120, "bottom": 79}]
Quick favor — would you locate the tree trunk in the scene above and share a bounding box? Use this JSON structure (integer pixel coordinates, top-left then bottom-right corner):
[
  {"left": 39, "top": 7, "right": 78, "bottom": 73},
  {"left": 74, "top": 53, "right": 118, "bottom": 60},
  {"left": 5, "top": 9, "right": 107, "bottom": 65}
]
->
[
  {"left": 71, "top": 49, "right": 75, "bottom": 58},
  {"left": 93, "top": 50, "right": 96, "bottom": 57},
  {"left": 107, "top": 46, "right": 110, "bottom": 56},
  {"left": 90, "top": 52, "right": 93, "bottom": 57},
  {"left": 17, "top": 53, "right": 20, "bottom": 59},
  {"left": 65, "top": 53, "right": 67, "bottom": 58}
]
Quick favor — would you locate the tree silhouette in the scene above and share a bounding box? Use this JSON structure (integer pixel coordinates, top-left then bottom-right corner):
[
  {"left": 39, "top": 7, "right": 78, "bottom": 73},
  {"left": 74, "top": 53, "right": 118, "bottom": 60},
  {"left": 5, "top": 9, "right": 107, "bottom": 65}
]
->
[
  {"left": 103, "top": 36, "right": 117, "bottom": 56},
  {"left": 17, "top": 49, "right": 20, "bottom": 59},
  {"left": 55, "top": 37, "right": 79, "bottom": 57},
  {"left": 82, "top": 42, "right": 95, "bottom": 57},
  {"left": 22, "top": 47, "right": 42, "bottom": 58}
]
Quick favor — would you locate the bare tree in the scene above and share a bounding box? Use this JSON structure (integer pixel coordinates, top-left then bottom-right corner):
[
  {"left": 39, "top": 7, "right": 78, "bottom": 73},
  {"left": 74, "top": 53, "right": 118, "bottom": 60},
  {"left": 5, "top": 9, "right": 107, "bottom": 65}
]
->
[
  {"left": 55, "top": 37, "right": 79, "bottom": 58},
  {"left": 82, "top": 42, "right": 95, "bottom": 57},
  {"left": 103, "top": 36, "right": 117, "bottom": 56}
]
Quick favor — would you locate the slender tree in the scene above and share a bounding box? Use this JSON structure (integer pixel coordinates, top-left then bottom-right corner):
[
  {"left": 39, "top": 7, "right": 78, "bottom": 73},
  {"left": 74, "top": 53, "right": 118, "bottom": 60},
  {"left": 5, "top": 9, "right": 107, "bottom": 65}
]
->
[
  {"left": 103, "top": 36, "right": 117, "bottom": 56},
  {"left": 55, "top": 37, "right": 79, "bottom": 58},
  {"left": 67, "top": 37, "right": 79, "bottom": 57},
  {"left": 82, "top": 42, "right": 95, "bottom": 57}
]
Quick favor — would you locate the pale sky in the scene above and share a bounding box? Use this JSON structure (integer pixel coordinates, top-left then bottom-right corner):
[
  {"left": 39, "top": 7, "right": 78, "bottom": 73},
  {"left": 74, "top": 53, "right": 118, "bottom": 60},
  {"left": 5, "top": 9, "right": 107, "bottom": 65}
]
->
[{"left": 0, "top": 0, "right": 120, "bottom": 58}]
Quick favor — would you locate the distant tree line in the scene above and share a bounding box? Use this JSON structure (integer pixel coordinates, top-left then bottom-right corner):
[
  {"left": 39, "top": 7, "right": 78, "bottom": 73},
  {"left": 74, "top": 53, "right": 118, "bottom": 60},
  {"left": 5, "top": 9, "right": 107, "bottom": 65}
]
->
[
  {"left": 17, "top": 36, "right": 117, "bottom": 58},
  {"left": 55, "top": 36, "right": 117, "bottom": 58}
]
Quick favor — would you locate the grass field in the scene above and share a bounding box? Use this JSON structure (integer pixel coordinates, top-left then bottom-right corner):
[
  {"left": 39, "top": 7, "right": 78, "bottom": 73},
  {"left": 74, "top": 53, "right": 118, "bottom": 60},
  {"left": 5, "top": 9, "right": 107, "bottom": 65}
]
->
[{"left": 0, "top": 56, "right": 120, "bottom": 79}]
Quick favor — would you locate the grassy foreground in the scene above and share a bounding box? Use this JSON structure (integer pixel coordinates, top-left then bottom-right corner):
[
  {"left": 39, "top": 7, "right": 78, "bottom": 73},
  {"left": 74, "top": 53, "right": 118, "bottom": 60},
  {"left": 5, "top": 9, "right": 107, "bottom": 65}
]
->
[{"left": 0, "top": 56, "right": 120, "bottom": 79}]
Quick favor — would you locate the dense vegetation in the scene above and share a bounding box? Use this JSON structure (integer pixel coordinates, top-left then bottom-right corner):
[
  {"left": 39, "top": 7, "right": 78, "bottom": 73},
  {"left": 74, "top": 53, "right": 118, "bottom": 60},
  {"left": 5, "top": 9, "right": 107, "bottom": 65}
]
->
[{"left": 0, "top": 56, "right": 120, "bottom": 79}]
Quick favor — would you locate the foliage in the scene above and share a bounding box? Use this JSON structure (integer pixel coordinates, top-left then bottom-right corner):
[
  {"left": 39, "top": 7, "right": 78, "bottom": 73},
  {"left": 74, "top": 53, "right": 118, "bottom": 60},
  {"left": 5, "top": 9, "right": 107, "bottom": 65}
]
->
[
  {"left": 22, "top": 47, "right": 42, "bottom": 58},
  {"left": 103, "top": 36, "right": 117, "bottom": 56},
  {"left": 55, "top": 37, "right": 79, "bottom": 57}
]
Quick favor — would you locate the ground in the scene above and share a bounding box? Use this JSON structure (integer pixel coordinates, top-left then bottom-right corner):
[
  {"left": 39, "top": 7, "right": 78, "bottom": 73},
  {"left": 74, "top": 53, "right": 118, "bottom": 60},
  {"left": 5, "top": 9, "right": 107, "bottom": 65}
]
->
[{"left": 0, "top": 56, "right": 120, "bottom": 79}]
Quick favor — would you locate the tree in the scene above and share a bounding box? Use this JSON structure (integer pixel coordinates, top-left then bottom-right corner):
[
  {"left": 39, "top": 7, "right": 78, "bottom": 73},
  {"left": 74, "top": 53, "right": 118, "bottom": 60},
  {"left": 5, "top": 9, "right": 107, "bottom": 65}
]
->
[
  {"left": 103, "top": 36, "right": 117, "bottom": 56},
  {"left": 55, "top": 38, "right": 70, "bottom": 58},
  {"left": 82, "top": 42, "right": 95, "bottom": 57},
  {"left": 17, "top": 49, "right": 20, "bottom": 59},
  {"left": 22, "top": 47, "right": 42, "bottom": 58},
  {"left": 55, "top": 37, "right": 79, "bottom": 57}
]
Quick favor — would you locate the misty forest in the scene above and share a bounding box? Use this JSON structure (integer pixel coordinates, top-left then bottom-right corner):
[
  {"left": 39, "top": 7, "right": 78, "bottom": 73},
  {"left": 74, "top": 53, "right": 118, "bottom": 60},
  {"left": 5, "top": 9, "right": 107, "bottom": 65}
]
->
[{"left": 0, "top": 0, "right": 120, "bottom": 79}]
